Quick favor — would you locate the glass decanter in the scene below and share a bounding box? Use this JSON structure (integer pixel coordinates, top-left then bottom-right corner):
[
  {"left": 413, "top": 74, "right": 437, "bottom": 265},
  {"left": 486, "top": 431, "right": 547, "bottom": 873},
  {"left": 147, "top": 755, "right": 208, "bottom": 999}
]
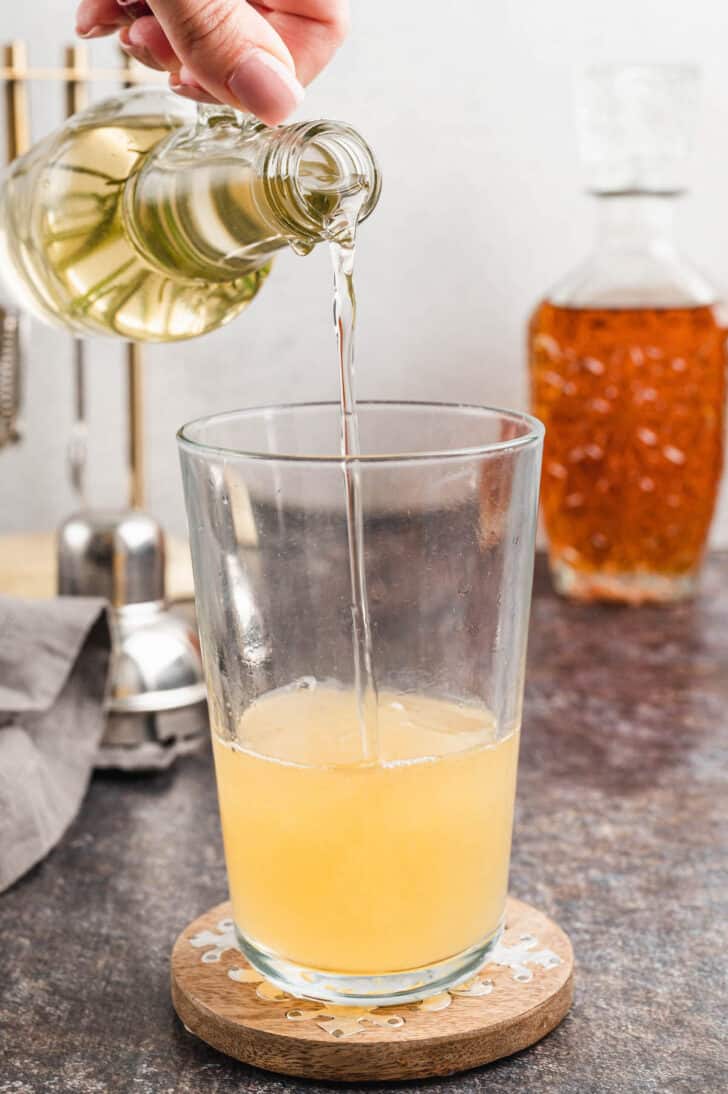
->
[
  {"left": 0, "top": 88, "right": 380, "bottom": 342},
  {"left": 529, "top": 65, "right": 726, "bottom": 603}
]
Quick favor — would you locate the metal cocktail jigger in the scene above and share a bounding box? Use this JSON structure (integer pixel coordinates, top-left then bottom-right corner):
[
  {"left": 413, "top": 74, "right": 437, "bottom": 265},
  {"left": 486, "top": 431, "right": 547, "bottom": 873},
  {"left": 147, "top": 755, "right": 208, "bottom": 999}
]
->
[{"left": 57, "top": 509, "right": 207, "bottom": 769}]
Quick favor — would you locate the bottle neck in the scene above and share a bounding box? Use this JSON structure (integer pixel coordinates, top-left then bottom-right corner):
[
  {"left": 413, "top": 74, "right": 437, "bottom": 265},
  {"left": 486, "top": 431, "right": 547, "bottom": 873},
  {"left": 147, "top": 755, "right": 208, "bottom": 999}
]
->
[
  {"left": 261, "top": 122, "right": 381, "bottom": 245},
  {"left": 547, "top": 187, "right": 716, "bottom": 308},
  {"left": 592, "top": 192, "right": 680, "bottom": 258},
  {"left": 125, "top": 114, "right": 381, "bottom": 282}
]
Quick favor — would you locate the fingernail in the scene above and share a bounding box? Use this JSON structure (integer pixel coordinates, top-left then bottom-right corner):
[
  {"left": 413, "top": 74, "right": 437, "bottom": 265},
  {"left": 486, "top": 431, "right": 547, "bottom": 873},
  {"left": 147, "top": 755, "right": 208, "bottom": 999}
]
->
[
  {"left": 227, "top": 49, "right": 304, "bottom": 125},
  {"left": 76, "top": 25, "right": 109, "bottom": 39},
  {"left": 170, "top": 75, "right": 218, "bottom": 105}
]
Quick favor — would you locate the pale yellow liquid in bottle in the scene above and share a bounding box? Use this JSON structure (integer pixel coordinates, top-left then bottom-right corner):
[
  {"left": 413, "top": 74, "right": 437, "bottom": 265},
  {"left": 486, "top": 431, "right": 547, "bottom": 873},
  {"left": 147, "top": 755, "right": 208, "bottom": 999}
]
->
[
  {"left": 212, "top": 684, "right": 519, "bottom": 974},
  {"left": 0, "top": 117, "right": 270, "bottom": 341}
]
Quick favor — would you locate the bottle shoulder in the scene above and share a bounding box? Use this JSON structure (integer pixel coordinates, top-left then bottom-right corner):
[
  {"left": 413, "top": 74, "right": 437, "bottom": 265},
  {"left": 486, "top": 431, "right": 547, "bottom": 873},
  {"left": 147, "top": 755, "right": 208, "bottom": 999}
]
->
[
  {"left": 543, "top": 249, "right": 717, "bottom": 309},
  {"left": 69, "top": 85, "right": 196, "bottom": 132}
]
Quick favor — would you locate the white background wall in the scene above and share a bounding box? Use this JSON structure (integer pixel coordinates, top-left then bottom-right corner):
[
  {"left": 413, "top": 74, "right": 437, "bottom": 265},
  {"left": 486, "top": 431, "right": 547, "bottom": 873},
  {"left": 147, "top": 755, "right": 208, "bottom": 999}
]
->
[{"left": 2, "top": 0, "right": 728, "bottom": 543}]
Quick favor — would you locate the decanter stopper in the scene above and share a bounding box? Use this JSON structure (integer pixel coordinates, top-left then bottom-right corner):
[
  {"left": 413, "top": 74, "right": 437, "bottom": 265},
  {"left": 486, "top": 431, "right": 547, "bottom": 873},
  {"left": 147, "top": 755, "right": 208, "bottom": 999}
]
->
[{"left": 576, "top": 64, "right": 700, "bottom": 194}]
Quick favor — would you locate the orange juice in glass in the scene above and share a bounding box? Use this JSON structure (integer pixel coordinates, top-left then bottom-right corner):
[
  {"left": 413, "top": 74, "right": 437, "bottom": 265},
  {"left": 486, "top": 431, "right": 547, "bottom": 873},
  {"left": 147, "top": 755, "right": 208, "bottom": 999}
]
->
[{"left": 179, "top": 402, "right": 542, "bottom": 1004}]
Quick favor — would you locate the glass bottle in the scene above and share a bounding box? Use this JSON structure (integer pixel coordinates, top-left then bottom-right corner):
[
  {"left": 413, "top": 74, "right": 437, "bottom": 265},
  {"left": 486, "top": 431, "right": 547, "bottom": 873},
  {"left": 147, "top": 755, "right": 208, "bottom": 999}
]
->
[
  {"left": 529, "top": 65, "right": 726, "bottom": 604},
  {"left": 0, "top": 88, "right": 380, "bottom": 343}
]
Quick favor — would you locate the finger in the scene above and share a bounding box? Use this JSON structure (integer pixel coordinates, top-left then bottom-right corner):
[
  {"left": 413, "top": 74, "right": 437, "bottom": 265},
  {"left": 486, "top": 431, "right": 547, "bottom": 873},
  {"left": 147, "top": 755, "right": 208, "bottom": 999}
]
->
[
  {"left": 247, "top": 1, "right": 349, "bottom": 86},
  {"left": 148, "top": 0, "right": 304, "bottom": 125},
  {"left": 76, "top": 0, "right": 132, "bottom": 36},
  {"left": 257, "top": 11, "right": 346, "bottom": 85},
  {"left": 169, "top": 72, "right": 219, "bottom": 104},
  {"left": 249, "top": 0, "right": 349, "bottom": 33},
  {"left": 119, "top": 28, "right": 166, "bottom": 71},
  {"left": 121, "top": 16, "right": 180, "bottom": 72},
  {"left": 116, "top": 1, "right": 153, "bottom": 16}
]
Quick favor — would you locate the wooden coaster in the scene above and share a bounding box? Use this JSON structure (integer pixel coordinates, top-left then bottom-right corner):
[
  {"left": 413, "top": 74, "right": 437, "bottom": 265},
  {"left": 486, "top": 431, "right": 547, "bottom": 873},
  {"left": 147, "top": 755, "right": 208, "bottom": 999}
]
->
[{"left": 171, "top": 897, "right": 574, "bottom": 1082}]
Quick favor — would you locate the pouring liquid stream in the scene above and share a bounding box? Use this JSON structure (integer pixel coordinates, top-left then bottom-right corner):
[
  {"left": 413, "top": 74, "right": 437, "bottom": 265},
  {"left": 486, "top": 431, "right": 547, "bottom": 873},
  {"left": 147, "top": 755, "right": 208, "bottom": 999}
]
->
[{"left": 326, "top": 192, "right": 379, "bottom": 762}]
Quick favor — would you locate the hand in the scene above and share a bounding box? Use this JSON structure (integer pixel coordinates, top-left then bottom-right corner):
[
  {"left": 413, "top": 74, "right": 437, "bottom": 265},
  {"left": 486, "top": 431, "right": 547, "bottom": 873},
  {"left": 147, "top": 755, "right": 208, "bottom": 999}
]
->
[{"left": 75, "top": 0, "right": 350, "bottom": 125}]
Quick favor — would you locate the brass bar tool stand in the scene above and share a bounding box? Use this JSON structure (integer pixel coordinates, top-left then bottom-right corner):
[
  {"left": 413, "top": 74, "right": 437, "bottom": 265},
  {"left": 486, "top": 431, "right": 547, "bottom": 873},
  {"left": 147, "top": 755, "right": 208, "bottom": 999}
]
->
[
  {"left": 0, "top": 42, "right": 29, "bottom": 452},
  {"left": 0, "top": 42, "right": 206, "bottom": 766}
]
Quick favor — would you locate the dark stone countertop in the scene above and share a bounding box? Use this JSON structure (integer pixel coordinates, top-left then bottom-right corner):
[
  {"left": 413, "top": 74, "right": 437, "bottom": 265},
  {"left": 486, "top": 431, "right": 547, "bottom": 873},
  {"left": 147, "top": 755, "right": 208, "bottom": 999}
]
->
[{"left": 1, "top": 555, "right": 727, "bottom": 1093}]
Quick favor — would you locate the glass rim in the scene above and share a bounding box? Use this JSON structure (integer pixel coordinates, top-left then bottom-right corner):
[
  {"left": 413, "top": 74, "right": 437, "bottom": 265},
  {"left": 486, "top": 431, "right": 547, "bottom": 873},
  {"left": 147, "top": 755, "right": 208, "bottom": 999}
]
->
[{"left": 177, "top": 400, "right": 545, "bottom": 465}]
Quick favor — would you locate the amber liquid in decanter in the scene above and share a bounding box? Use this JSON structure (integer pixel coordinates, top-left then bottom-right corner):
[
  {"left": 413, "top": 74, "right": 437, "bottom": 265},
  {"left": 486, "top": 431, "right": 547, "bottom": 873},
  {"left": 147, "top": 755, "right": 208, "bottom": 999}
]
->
[{"left": 530, "top": 301, "right": 726, "bottom": 600}]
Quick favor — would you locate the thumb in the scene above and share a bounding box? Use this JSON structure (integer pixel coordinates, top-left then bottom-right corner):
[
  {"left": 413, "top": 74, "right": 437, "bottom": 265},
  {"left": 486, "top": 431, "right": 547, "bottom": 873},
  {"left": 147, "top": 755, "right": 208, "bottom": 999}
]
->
[{"left": 149, "top": 0, "right": 304, "bottom": 125}]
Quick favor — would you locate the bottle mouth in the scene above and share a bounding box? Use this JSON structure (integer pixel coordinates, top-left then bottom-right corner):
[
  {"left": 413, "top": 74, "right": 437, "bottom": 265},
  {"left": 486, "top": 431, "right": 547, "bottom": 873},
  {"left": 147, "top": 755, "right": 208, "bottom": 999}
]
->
[{"left": 263, "top": 121, "right": 382, "bottom": 243}]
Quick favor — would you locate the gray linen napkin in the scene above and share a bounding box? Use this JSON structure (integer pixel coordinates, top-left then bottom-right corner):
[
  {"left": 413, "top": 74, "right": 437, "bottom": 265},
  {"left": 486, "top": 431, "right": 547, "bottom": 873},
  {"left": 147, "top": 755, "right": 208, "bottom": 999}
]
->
[{"left": 0, "top": 596, "right": 111, "bottom": 893}]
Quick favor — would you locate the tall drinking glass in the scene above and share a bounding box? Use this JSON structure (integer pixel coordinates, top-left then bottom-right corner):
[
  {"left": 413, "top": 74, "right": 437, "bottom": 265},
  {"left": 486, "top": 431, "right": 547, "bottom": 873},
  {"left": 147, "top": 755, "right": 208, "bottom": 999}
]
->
[{"left": 178, "top": 401, "right": 543, "bottom": 1005}]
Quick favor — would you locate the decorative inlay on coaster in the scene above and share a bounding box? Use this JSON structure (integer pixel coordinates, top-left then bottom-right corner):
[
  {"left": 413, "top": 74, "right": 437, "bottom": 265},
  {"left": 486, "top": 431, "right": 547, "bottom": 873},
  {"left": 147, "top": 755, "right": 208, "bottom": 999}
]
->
[{"left": 171, "top": 896, "right": 574, "bottom": 1081}]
